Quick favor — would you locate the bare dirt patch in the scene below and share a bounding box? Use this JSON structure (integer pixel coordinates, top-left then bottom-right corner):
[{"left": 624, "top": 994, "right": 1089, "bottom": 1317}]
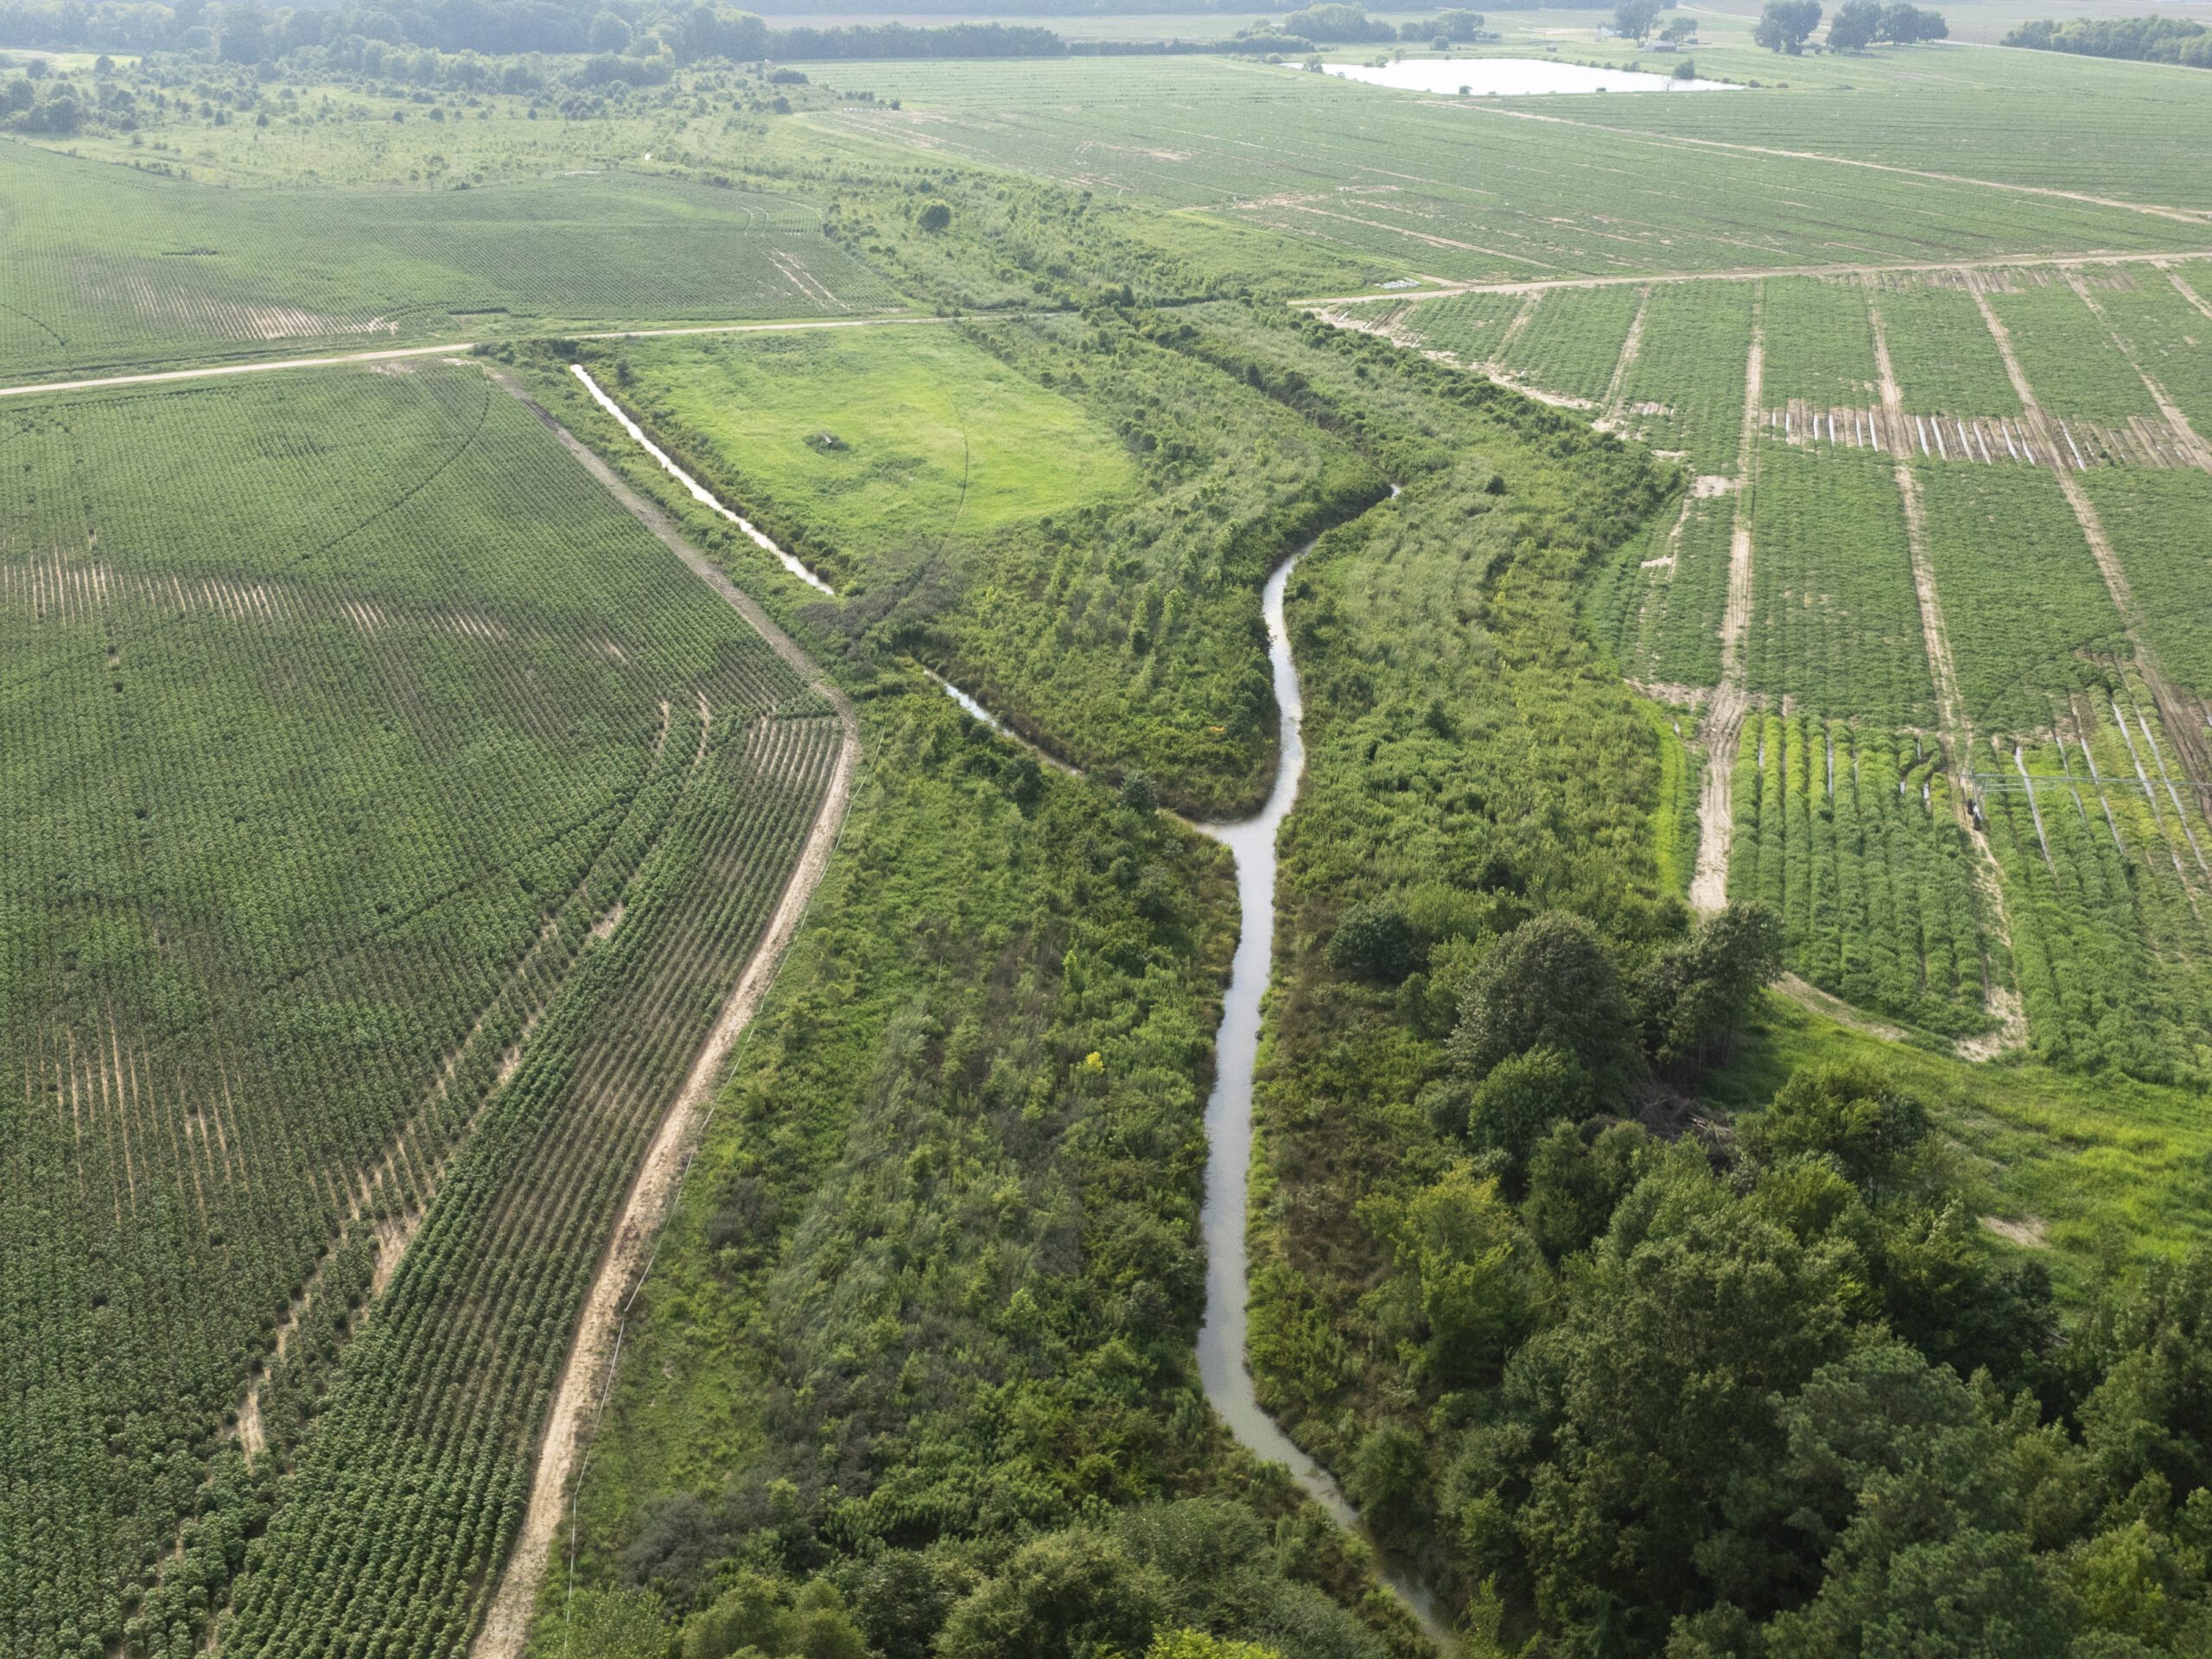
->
[{"left": 1981, "top": 1213, "right": 2050, "bottom": 1249}]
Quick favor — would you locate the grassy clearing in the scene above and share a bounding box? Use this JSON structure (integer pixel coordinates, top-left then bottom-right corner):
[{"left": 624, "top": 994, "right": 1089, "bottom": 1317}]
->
[
  {"left": 1707, "top": 991, "right": 2212, "bottom": 1291},
  {"left": 599, "top": 323, "right": 1136, "bottom": 571}
]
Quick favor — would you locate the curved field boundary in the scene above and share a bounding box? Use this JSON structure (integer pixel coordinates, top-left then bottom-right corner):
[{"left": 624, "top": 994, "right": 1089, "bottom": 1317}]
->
[{"left": 473, "top": 368, "right": 861, "bottom": 1659}]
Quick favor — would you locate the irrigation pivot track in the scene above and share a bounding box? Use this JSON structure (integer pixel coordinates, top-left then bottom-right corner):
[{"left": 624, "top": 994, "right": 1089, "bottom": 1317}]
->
[{"left": 471, "top": 368, "right": 861, "bottom": 1659}]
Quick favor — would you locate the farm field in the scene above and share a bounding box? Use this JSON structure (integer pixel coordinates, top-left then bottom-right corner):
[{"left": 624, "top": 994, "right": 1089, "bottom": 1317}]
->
[
  {"left": 1500, "top": 35, "right": 2212, "bottom": 208},
  {"left": 0, "top": 362, "right": 843, "bottom": 1659},
  {"left": 0, "top": 142, "right": 896, "bottom": 381},
  {"left": 1364, "top": 249, "right": 2212, "bottom": 1075},
  {"left": 804, "top": 56, "right": 2212, "bottom": 289}
]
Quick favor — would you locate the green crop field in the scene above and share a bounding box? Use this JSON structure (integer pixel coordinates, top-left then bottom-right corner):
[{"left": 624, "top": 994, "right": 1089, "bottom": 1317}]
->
[
  {"left": 1, "top": 363, "right": 841, "bottom": 1659},
  {"left": 1745, "top": 444, "right": 1934, "bottom": 726},
  {"left": 804, "top": 56, "right": 2212, "bottom": 289},
  {"left": 1617, "top": 278, "right": 1758, "bottom": 471},
  {"left": 0, "top": 141, "right": 898, "bottom": 380},
  {"left": 1727, "top": 712, "right": 1992, "bottom": 1033}
]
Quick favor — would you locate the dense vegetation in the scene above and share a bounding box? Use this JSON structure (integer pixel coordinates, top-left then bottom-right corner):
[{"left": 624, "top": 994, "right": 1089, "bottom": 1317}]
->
[
  {"left": 547, "top": 691, "right": 1428, "bottom": 1659},
  {"left": 2005, "top": 14, "right": 2212, "bottom": 67}
]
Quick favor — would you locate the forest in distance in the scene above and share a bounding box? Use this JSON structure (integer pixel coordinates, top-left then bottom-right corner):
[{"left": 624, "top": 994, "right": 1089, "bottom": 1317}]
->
[{"left": 7, "top": 6, "right": 2212, "bottom": 1659}]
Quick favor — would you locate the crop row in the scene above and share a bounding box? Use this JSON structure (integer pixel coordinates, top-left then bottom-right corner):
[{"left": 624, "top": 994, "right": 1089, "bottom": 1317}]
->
[
  {"left": 0, "top": 366, "right": 823, "bottom": 1659},
  {"left": 823, "top": 58, "right": 2212, "bottom": 287},
  {"left": 2082, "top": 467, "right": 2212, "bottom": 699},
  {"left": 1619, "top": 279, "right": 1756, "bottom": 474},
  {"left": 0, "top": 143, "right": 893, "bottom": 380},
  {"left": 1744, "top": 444, "right": 1935, "bottom": 728},
  {"left": 214, "top": 712, "right": 843, "bottom": 1659},
  {"left": 1981, "top": 696, "right": 2212, "bottom": 1081},
  {"left": 1592, "top": 487, "right": 1732, "bottom": 692},
  {"left": 1491, "top": 283, "right": 1644, "bottom": 404},
  {"left": 1915, "top": 462, "right": 2127, "bottom": 736},
  {"left": 1760, "top": 276, "right": 1878, "bottom": 411},
  {"left": 1727, "top": 713, "right": 1993, "bottom": 1034}
]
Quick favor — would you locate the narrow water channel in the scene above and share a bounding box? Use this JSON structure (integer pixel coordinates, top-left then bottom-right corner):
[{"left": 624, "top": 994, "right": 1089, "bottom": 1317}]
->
[
  {"left": 1192, "top": 524, "right": 1454, "bottom": 1649},
  {"left": 582, "top": 385, "right": 1444, "bottom": 1641}
]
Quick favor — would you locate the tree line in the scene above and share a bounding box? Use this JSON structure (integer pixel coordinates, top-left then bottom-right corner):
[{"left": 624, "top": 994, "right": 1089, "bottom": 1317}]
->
[{"left": 2005, "top": 13, "right": 2212, "bottom": 66}]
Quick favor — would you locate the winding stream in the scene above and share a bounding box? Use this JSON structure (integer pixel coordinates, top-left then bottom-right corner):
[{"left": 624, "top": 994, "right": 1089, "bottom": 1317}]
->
[
  {"left": 581, "top": 385, "right": 1445, "bottom": 1642},
  {"left": 1191, "top": 529, "right": 1453, "bottom": 1649}
]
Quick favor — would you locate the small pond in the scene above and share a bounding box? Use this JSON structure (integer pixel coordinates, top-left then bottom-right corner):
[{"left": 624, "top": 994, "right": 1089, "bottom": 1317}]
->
[{"left": 1324, "top": 56, "right": 1740, "bottom": 94}]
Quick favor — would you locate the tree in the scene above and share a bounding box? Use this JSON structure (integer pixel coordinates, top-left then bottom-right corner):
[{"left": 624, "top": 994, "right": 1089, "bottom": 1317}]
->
[
  {"left": 1827, "top": 0, "right": 1882, "bottom": 49},
  {"left": 1465, "top": 1046, "right": 1592, "bottom": 1183},
  {"left": 1328, "top": 899, "right": 1417, "bottom": 982},
  {"left": 1615, "top": 0, "right": 1662, "bottom": 43},
  {"left": 588, "top": 9, "right": 632, "bottom": 52},
  {"left": 937, "top": 1531, "right": 1165, "bottom": 1659},
  {"left": 1881, "top": 2, "right": 1948, "bottom": 40},
  {"left": 1522, "top": 1119, "right": 1647, "bottom": 1262},
  {"left": 1447, "top": 911, "right": 1638, "bottom": 1098},
  {"left": 1753, "top": 0, "right": 1823, "bottom": 51},
  {"left": 1758, "top": 1347, "right": 2069, "bottom": 1659},
  {"left": 217, "top": 1, "right": 272, "bottom": 62},
  {"left": 918, "top": 200, "right": 952, "bottom": 232},
  {"left": 1347, "top": 1421, "right": 1432, "bottom": 1534},
  {"left": 1147, "top": 1634, "right": 1281, "bottom": 1659},
  {"left": 1635, "top": 902, "right": 1782, "bottom": 1071},
  {"left": 1739, "top": 1062, "right": 1929, "bottom": 1201},
  {"left": 1478, "top": 1149, "right": 1859, "bottom": 1647},
  {"left": 1377, "top": 1164, "right": 1541, "bottom": 1384}
]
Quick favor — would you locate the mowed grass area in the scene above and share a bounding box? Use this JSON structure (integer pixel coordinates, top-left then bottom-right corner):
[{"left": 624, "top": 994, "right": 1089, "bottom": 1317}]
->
[
  {"left": 0, "top": 141, "right": 899, "bottom": 381},
  {"left": 600, "top": 323, "right": 1138, "bottom": 575},
  {"left": 2, "top": 361, "right": 842, "bottom": 1659},
  {"left": 803, "top": 54, "right": 2212, "bottom": 290}
]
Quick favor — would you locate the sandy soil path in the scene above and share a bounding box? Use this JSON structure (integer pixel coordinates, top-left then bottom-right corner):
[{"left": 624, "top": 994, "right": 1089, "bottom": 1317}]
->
[
  {"left": 472, "top": 369, "right": 860, "bottom": 1659},
  {"left": 1689, "top": 308, "right": 1764, "bottom": 914},
  {"left": 0, "top": 314, "right": 949, "bottom": 402}
]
